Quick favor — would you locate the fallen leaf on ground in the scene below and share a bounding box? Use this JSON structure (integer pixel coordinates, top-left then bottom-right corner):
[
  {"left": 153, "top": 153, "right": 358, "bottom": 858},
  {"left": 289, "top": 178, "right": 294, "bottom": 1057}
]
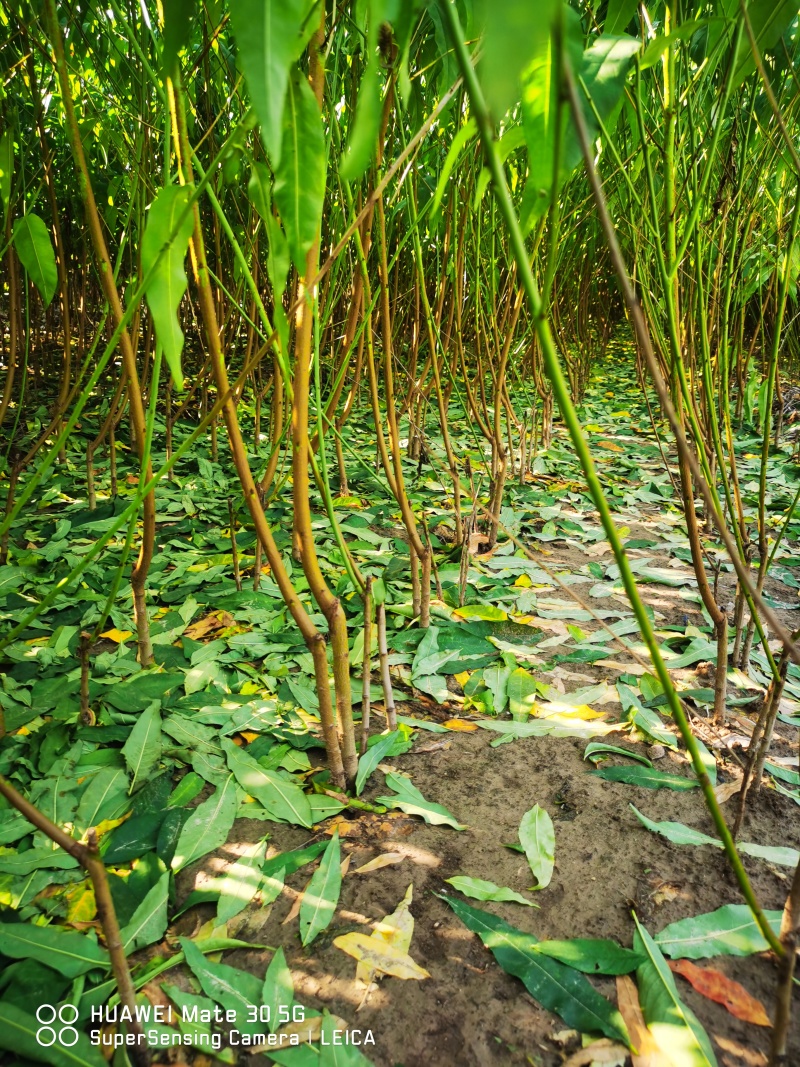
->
[
  {"left": 334, "top": 932, "right": 429, "bottom": 980},
  {"left": 616, "top": 975, "right": 668, "bottom": 1066},
  {"left": 714, "top": 1035, "right": 767, "bottom": 1066},
  {"left": 714, "top": 779, "right": 742, "bottom": 804},
  {"left": 99, "top": 628, "right": 133, "bottom": 643},
  {"left": 356, "top": 883, "right": 416, "bottom": 985},
  {"left": 184, "top": 610, "right": 235, "bottom": 640},
  {"left": 262, "top": 1013, "right": 349, "bottom": 1048},
  {"left": 281, "top": 877, "right": 310, "bottom": 926},
  {"left": 442, "top": 719, "right": 478, "bottom": 731},
  {"left": 352, "top": 853, "right": 404, "bottom": 874},
  {"left": 669, "top": 959, "right": 771, "bottom": 1026},
  {"left": 651, "top": 883, "right": 681, "bottom": 906},
  {"left": 563, "top": 1040, "right": 628, "bottom": 1066}
]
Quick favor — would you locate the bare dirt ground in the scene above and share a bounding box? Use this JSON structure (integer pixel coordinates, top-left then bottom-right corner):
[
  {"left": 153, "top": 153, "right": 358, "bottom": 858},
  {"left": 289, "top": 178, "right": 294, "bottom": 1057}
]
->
[{"left": 164, "top": 505, "right": 800, "bottom": 1067}]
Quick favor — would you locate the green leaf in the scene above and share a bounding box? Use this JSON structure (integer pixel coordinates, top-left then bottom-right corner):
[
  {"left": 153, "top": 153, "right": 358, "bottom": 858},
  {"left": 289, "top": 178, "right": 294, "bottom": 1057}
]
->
[
  {"left": 262, "top": 946, "right": 294, "bottom": 1033},
  {"left": 605, "top": 0, "right": 638, "bottom": 34},
  {"left": 180, "top": 936, "right": 265, "bottom": 1037},
  {"left": 737, "top": 840, "right": 800, "bottom": 867},
  {"left": 141, "top": 185, "right": 195, "bottom": 387},
  {"left": 0, "top": 129, "right": 13, "bottom": 218},
  {"left": 520, "top": 7, "right": 583, "bottom": 222},
  {"left": 532, "top": 938, "right": 645, "bottom": 975},
  {"left": 442, "top": 896, "right": 630, "bottom": 1045},
  {"left": 262, "top": 839, "right": 327, "bottom": 877},
  {"left": 221, "top": 737, "right": 312, "bottom": 827},
  {"left": 0, "top": 1002, "right": 105, "bottom": 1067},
  {"left": 731, "top": 0, "right": 799, "bottom": 87},
  {"left": 590, "top": 765, "right": 698, "bottom": 790},
  {"left": 631, "top": 805, "right": 721, "bottom": 848},
  {"left": 102, "top": 813, "right": 162, "bottom": 864},
  {"left": 319, "top": 1008, "right": 377, "bottom": 1066},
  {"left": 445, "top": 876, "right": 538, "bottom": 907},
  {"left": 171, "top": 774, "right": 237, "bottom": 871},
  {"left": 483, "top": 665, "right": 512, "bottom": 715},
  {"left": 507, "top": 667, "right": 539, "bottom": 719},
  {"left": 654, "top": 905, "right": 785, "bottom": 960},
  {"left": 617, "top": 682, "right": 676, "bottom": 749},
  {"left": 633, "top": 914, "right": 717, "bottom": 1066},
  {"left": 104, "top": 672, "right": 183, "bottom": 713},
  {"left": 455, "top": 603, "right": 508, "bottom": 621},
  {"left": 340, "top": 47, "right": 382, "bottom": 182},
  {"left": 161, "top": 0, "right": 195, "bottom": 72},
  {"left": 355, "top": 730, "right": 402, "bottom": 796},
  {"left": 121, "top": 700, "right": 162, "bottom": 793},
  {"left": 377, "top": 772, "right": 465, "bottom": 829},
  {"left": 216, "top": 837, "right": 267, "bottom": 924},
  {"left": 579, "top": 34, "right": 641, "bottom": 141},
  {"left": 632, "top": 804, "right": 800, "bottom": 865},
  {"left": 584, "top": 742, "right": 653, "bottom": 767},
  {"left": 13, "top": 214, "right": 57, "bottom": 307},
  {"left": 120, "top": 869, "right": 170, "bottom": 954},
  {"left": 0, "top": 922, "right": 108, "bottom": 978},
  {"left": 299, "top": 830, "right": 342, "bottom": 946},
  {"left": 232, "top": 0, "right": 315, "bottom": 166},
  {"left": 431, "top": 118, "right": 477, "bottom": 216},
  {"left": 274, "top": 68, "right": 326, "bottom": 272},
  {"left": 75, "top": 767, "right": 131, "bottom": 829},
  {"left": 519, "top": 804, "right": 555, "bottom": 888},
  {"left": 479, "top": 0, "right": 557, "bottom": 117},
  {"left": 640, "top": 21, "right": 707, "bottom": 70}
]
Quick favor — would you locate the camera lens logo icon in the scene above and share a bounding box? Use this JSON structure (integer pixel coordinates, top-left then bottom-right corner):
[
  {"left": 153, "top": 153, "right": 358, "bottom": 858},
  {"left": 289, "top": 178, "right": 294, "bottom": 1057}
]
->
[{"left": 36, "top": 1005, "right": 80, "bottom": 1047}]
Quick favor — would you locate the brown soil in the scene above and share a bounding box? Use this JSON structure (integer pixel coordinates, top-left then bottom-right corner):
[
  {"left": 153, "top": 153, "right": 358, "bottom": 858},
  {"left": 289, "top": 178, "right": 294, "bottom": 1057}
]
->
[
  {"left": 163, "top": 505, "right": 800, "bottom": 1067},
  {"left": 167, "top": 725, "right": 798, "bottom": 1067}
]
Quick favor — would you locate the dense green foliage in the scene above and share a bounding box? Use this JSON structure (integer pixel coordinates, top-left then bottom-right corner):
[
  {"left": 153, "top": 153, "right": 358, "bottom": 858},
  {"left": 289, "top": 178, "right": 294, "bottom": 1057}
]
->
[{"left": 1, "top": 1, "right": 800, "bottom": 1064}]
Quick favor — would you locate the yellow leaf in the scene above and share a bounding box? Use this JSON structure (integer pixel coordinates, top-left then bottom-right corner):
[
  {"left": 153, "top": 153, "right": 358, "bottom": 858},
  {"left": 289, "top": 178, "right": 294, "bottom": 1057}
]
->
[
  {"left": 538, "top": 703, "right": 604, "bottom": 721},
  {"left": 352, "top": 853, "right": 405, "bottom": 875},
  {"left": 611, "top": 410, "right": 632, "bottom": 417},
  {"left": 99, "top": 628, "right": 133, "bottom": 643},
  {"left": 514, "top": 573, "right": 533, "bottom": 588},
  {"left": 66, "top": 883, "right": 97, "bottom": 923},
  {"left": 239, "top": 731, "right": 259, "bottom": 743},
  {"left": 453, "top": 671, "right": 471, "bottom": 688},
  {"left": 372, "top": 884, "right": 414, "bottom": 952},
  {"left": 596, "top": 440, "right": 624, "bottom": 452},
  {"left": 442, "top": 719, "right": 478, "bottom": 731},
  {"left": 94, "top": 814, "right": 129, "bottom": 839},
  {"left": 356, "top": 884, "right": 415, "bottom": 983},
  {"left": 335, "top": 932, "right": 429, "bottom": 981}
]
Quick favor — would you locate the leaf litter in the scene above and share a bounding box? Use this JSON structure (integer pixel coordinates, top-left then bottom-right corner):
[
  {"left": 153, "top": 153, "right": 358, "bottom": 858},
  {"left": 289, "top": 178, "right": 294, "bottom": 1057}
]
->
[{"left": 2, "top": 362, "right": 799, "bottom": 1066}]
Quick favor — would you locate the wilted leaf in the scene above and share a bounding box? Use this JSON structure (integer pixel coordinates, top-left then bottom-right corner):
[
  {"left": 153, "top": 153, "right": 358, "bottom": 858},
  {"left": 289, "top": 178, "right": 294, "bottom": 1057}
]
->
[
  {"left": 99, "top": 628, "right": 133, "bottom": 643},
  {"left": 334, "top": 932, "right": 430, "bottom": 980},
  {"left": 633, "top": 914, "right": 717, "bottom": 1066},
  {"left": 352, "top": 853, "right": 404, "bottom": 875},
  {"left": 616, "top": 975, "right": 666, "bottom": 1067},
  {"left": 669, "top": 959, "right": 771, "bottom": 1026},
  {"left": 356, "top": 883, "right": 416, "bottom": 984}
]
